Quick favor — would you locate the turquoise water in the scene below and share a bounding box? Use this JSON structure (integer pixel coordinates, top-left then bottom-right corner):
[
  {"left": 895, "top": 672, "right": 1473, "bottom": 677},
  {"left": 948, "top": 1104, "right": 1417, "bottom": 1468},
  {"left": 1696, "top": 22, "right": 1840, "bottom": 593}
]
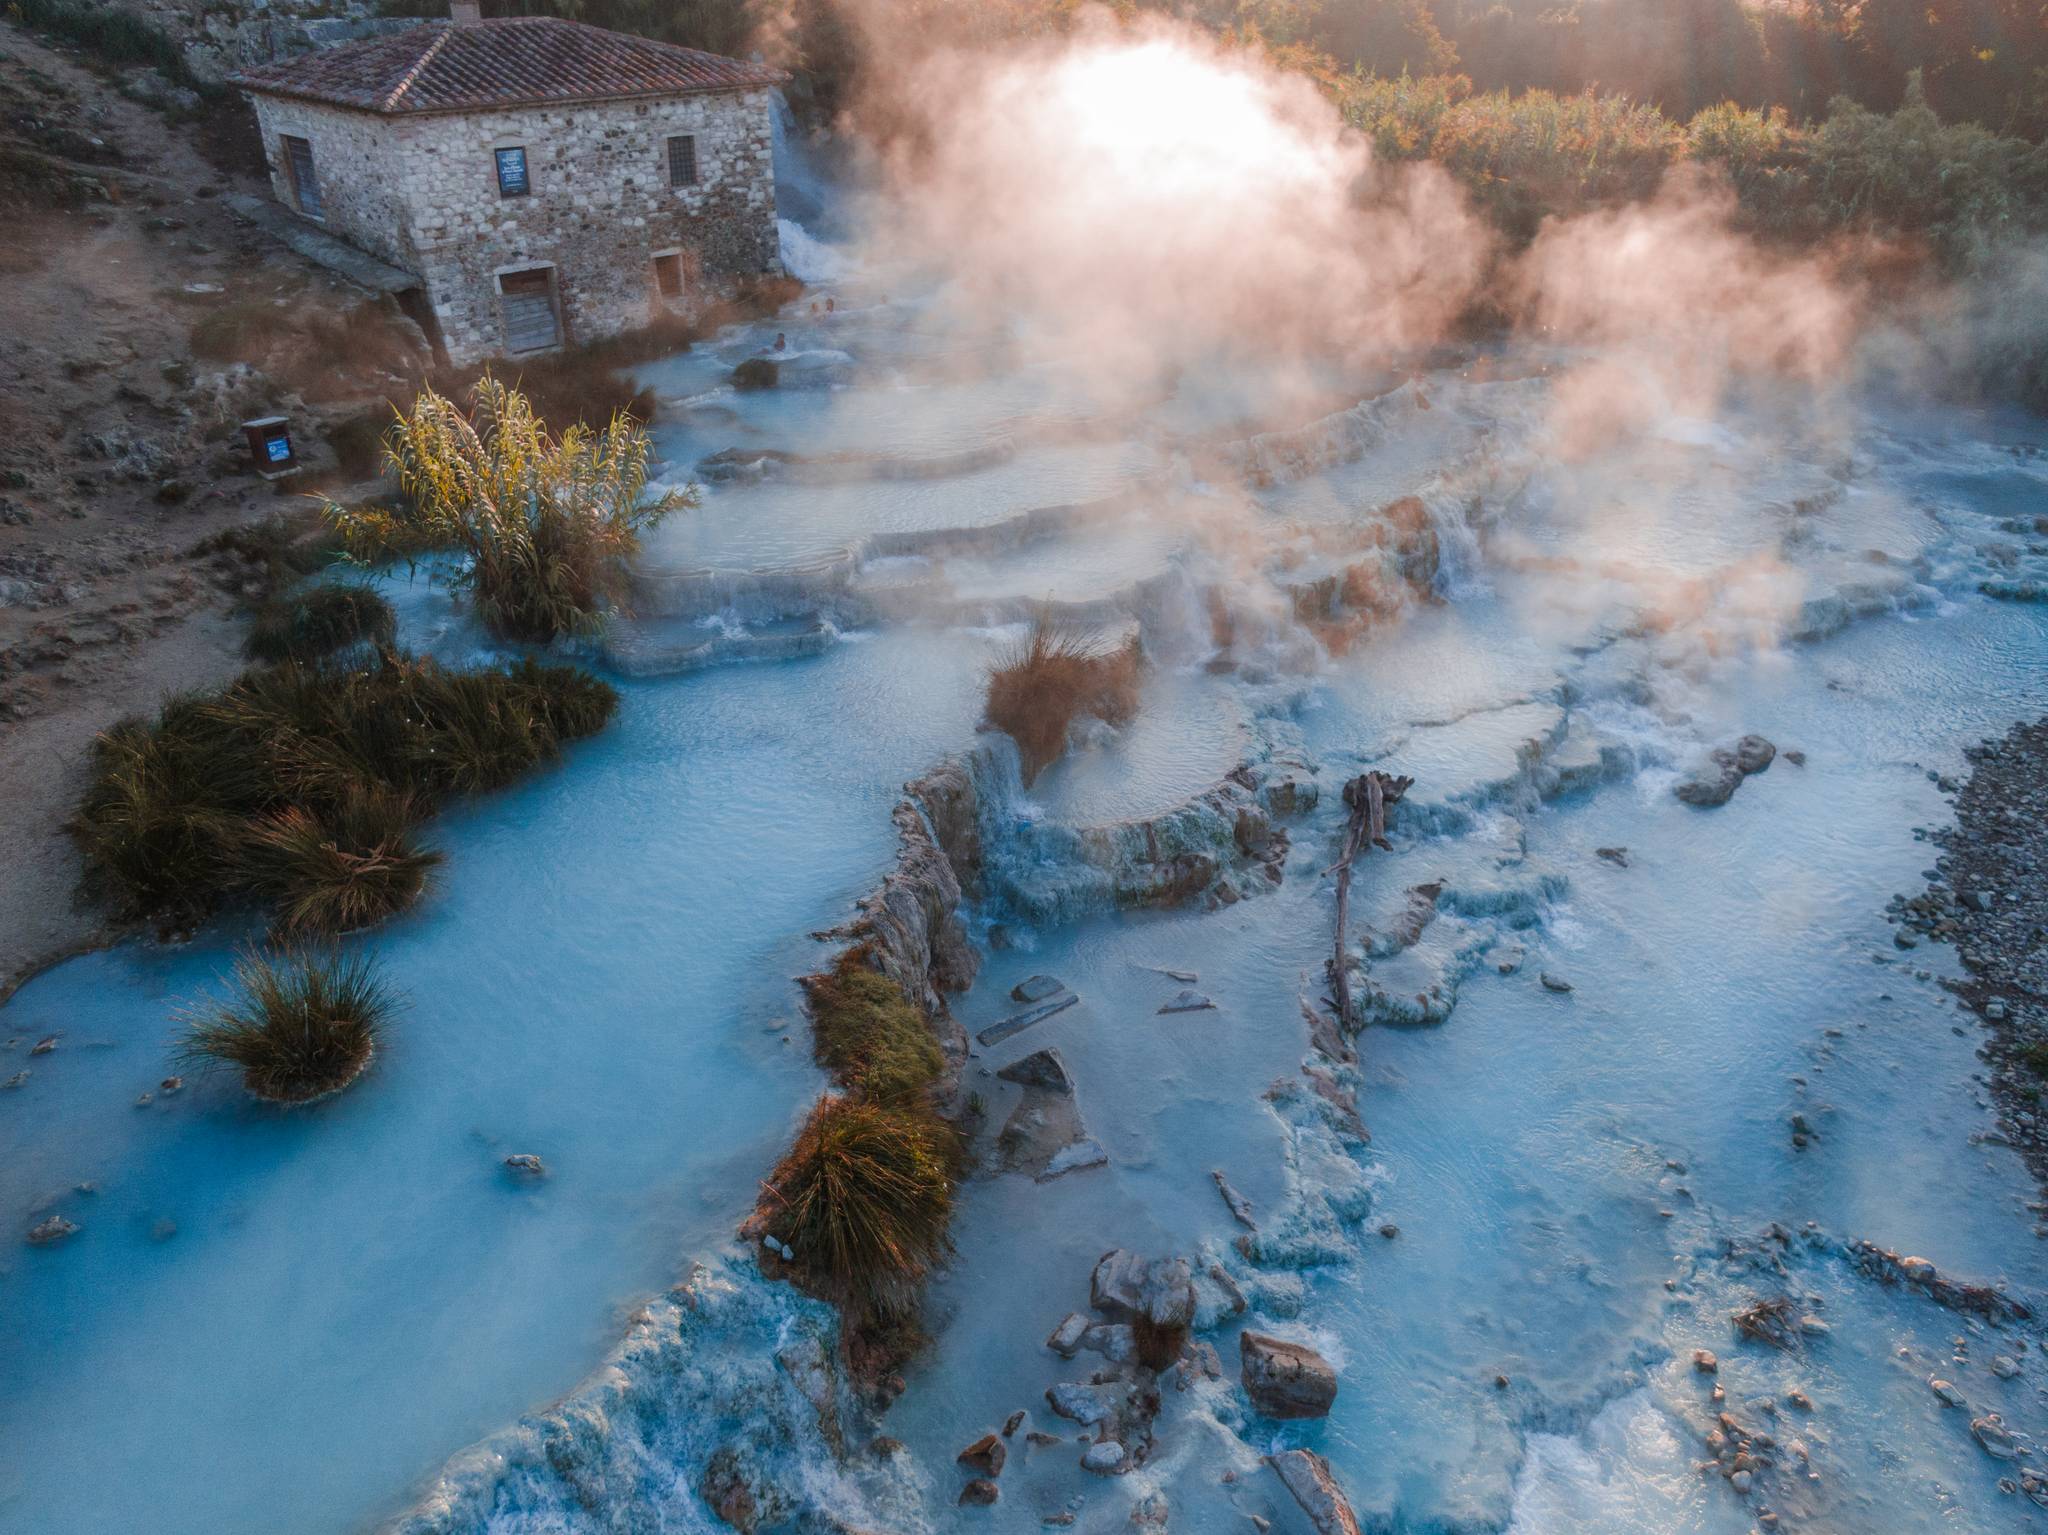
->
[{"left": 4, "top": 238, "right": 2048, "bottom": 1535}]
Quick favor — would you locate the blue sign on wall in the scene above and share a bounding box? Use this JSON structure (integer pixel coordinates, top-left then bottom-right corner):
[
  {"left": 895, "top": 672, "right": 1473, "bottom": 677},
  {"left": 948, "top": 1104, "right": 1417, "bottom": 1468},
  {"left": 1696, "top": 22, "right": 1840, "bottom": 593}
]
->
[
  {"left": 264, "top": 433, "right": 292, "bottom": 464},
  {"left": 495, "top": 146, "right": 529, "bottom": 198}
]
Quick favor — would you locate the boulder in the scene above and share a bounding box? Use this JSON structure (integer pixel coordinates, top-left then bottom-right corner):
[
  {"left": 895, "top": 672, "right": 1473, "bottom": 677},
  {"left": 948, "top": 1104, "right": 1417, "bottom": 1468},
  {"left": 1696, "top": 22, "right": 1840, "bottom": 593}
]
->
[
  {"left": 1267, "top": 1450, "right": 1361, "bottom": 1535},
  {"left": 1676, "top": 736, "right": 1776, "bottom": 807},
  {"left": 997, "top": 1048, "right": 1073, "bottom": 1093},
  {"left": 26, "top": 1215, "right": 77, "bottom": 1246},
  {"left": 1012, "top": 975, "right": 1067, "bottom": 1003},
  {"left": 732, "top": 357, "right": 779, "bottom": 390},
  {"left": 1240, "top": 1332, "right": 1338, "bottom": 1419},
  {"left": 1158, "top": 989, "right": 1216, "bottom": 1014},
  {"left": 959, "top": 1478, "right": 1000, "bottom": 1506}
]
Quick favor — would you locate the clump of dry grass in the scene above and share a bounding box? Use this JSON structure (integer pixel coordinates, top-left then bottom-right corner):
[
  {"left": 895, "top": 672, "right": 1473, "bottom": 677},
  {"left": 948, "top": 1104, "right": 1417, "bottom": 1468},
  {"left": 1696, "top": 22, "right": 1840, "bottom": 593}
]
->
[
  {"left": 179, "top": 948, "right": 395, "bottom": 1104},
  {"left": 802, "top": 952, "right": 944, "bottom": 1104},
  {"left": 984, "top": 615, "right": 1142, "bottom": 783},
  {"left": 764, "top": 1094, "right": 957, "bottom": 1319}
]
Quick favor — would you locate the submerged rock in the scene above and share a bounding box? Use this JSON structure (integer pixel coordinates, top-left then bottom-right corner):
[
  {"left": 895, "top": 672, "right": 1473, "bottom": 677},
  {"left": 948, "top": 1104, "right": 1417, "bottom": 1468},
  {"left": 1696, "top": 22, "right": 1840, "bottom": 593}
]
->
[
  {"left": 1240, "top": 1332, "right": 1339, "bottom": 1419},
  {"left": 1081, "top": 1440, "right": 1128, "bottom": 1474},
  {"left": 26, "top": 1215, "right": 77, "bottom": 1246},
  {"left": 959, "top": 1478, "right": 999, "bottom": 1506},
  {"left": 502, "top": 1154, "right": 546, "bottom": 1176},
  {"left": 1012, "top": 975, "right": 1067, "bottom": 1003},
  {"left": 997, "top": 1048, "right": 1074, "bottom": 1093},
  {"left": 1539, "top": 972, "right": 1573, "bottom": 993},
  {"left": 1047, "top": 1313, "right": 1090, "bottom": 1358},
  {"left": 1157, "top": 989, "right": 1216, "bottom": 1014}
]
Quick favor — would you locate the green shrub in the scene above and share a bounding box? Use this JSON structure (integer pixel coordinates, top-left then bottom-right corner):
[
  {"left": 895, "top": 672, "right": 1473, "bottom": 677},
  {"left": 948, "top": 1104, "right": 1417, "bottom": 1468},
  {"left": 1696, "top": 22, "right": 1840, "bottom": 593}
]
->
[
  {"left": 326, "top": 376, "right": 693, "bottom": 642},
  {"left": 180, "top": 948, "right": 395, "bottom": 1104},
  {"left": 985, "top": 615, "right": 1142, "bottom": 784},
  {"left": 245, "top": 583, "right": 397, "bottom": 664},
  {"left": 72, "top": 652, "right": 616, "bottom": 930},
  {"left": 2020, "top": 1040, "right": 2048, "bottom": 1079},
  {"left": 803, "top": 956, "right": 944, "bottom": 1103},
  {"left": 766, "top": 1094, "right": 956, "bottom": 1318}
]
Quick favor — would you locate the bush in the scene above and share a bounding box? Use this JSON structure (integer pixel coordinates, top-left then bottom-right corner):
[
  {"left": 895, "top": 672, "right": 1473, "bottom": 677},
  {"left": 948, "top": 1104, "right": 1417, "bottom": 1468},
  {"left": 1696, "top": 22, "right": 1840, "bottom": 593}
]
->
[
  {"left": 803, "top": 955, "right": 944, "bottom": 1103},
  {"left": 12, "top": 0, "right": 201, "bottom": 85},
  {"left": 180, "top": 948, "right": 395, "bottom": 1104},
  {"left": 326, "top": 376, "right": 694, "bottom": 642},
  {"left": 72, "top": 651, "right": 616, "bottom": 930},
  {"left": 984, "top": 616, "right": 1142, "bottom": 784},
  {"left": 765, "top": 1094, "right": 956, "bottom": 1318},
  {"left": 245, "top": 583, "right": 396, "bottom": 664}
]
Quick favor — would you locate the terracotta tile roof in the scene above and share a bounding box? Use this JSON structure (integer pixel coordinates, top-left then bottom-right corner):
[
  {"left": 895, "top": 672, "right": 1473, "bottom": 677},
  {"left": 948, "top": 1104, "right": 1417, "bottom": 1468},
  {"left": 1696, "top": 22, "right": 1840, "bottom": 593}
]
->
[{"left": 234, "top": 18, "right": 787, "bottom": 115}]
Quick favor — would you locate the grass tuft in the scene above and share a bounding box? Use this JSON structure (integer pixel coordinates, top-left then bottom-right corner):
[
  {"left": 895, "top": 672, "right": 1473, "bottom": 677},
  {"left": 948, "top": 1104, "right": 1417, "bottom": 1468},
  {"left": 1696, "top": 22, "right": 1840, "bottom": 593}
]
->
[
  {"left": 803, "top": 954, "right": 944, "bottom": 1104},
  {"left": 179, "top": 948, "right": 395, "bottom": 1104},
  {"left": 766, "top": 1094, "right": 956, "bottom": 1318},
  {"left": 241, "top": 785, "right": 441, "bottom": 936},
  {"left": 984, "top": 615, "right": 1142, "bottom": 784},
  {"left": 245, "top": 583, "right": 396, "bottom": 664}
]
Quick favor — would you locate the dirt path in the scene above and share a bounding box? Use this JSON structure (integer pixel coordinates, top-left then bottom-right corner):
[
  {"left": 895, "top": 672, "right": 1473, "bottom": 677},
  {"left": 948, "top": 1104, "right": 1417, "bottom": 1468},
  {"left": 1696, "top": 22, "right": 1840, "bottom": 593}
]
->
[{"left": 0, "top": 22, "right": 388, "bottom": 999}]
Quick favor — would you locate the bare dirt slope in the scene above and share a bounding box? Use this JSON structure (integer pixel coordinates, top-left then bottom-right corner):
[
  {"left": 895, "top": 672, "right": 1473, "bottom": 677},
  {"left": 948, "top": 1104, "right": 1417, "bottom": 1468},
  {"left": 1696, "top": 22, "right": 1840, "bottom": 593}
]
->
[{"left": 0, "top": 21, "right": 411, "bottom": 999}]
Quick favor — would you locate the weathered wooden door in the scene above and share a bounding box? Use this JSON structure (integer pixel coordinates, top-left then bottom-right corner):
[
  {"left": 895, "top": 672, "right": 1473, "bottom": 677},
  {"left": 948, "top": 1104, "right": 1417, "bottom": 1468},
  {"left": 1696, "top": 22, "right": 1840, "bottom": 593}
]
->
[{"left": 498, "top": 268, "right": 561, "bottom": 354}]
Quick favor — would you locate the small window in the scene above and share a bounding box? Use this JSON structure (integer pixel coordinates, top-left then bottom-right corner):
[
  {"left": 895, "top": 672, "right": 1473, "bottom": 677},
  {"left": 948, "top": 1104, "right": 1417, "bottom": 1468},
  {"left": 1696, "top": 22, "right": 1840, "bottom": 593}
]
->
[
  {"left": 495, "top": 145, "right": 530, "bottom": 198},
  {"left": 666, "top": 134, "right": 697, "bottom": 189},
  {"left": 653, "top": 253, "right": 683, "bottom": 299},
  {"left": 282, "top": 135, "right": 322, "bottom": 220}
]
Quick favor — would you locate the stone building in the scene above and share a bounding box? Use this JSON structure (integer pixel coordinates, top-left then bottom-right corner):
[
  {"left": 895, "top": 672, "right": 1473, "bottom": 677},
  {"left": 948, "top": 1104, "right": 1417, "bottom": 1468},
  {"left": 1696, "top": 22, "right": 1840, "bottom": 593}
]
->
[{"left": 235, "top": 4, "right": 784, "bottom": 364}]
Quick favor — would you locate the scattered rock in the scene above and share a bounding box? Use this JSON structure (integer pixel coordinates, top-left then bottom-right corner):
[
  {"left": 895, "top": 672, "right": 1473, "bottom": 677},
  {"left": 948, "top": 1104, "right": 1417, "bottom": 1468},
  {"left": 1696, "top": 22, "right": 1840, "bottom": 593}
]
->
[
  {"left": 1003, "top": 1410, "right": 1026, "bottom": 1436},
  {"left": 1241, "top": 1332, "right": 1339, "bottom": 1419},
  {"left": 1267, "top": 1449, "right": 1362, "bottom": 1535},
  {"left": 30, "top": 1036, "right": 56, "bottom": 1055},
  {"left": 977, "top": 989, "right": 1079, "bottom": 1048},
  {"left": 959, "top": 1479, "right": 999, "bottom": 1506},
  {"left": 502, "top": 1153, "right": 546, "bottom": 1175},
  {"left": 1212, "top": 1169, "right": 1256, "bottom": 1228},
  {"left": 1596, "top": 846, "right": 1630, "bottom": 867},
  {"left": 958, "top": 1434, "right": 1007, "bottom": 1477},
  {"left": 1081, "top": 1440, "right": 1128, "bottom": 1474},
  {"left": 1158, "top": 989, "right": 1216, "bottom": 1014},
  {"left": 997, "top": 1048, "right": 1074, "bottom": 1093},
  {"left": 1539, "top": 972, "right": 1573, "bottom": 993},
  {"left": 3, "top": 1071, "right": 26, "bottom": 1089},
  {"left": 1993, "top": 1354, "right": 2022, "bottom": 1379},
  {"left": 159, "top": 1076, "right": 183, "bottom": 1094},
  {"left": 1973, "top": 1413, "right": 2022, "bottom": 1460},
  {"left": 1694, "top": 1349, "right": 1719, "bottom": 1374},
  {"left": 1675, "top": 735, "right": 1776, "bottom": 807},
  {"left": 1931, "top": 1377, "right": 1967, "bottom": 1407},
  {"left": 1047, "top": 1312, "right": 1090, "bottom": 1358},
  {"left": 26, "top": 1215, "right": 77, "bottom": 1246},
  {"left": 1784, "top": 749, "right": 1806, "bottom": 766},
  {"left": 1047, "top": 1382, "right": 1115, "bottom": 1425},
  {"left": 1012, "top": 975, "right": 1067, "bottom": 1004}
]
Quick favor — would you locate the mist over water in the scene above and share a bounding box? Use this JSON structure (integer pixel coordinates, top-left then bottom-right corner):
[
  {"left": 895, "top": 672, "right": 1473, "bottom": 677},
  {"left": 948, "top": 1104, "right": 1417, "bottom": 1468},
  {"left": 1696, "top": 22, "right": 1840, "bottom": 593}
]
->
[{"left": 4, "top": 13, "right": 2048, "bottom": 1535}]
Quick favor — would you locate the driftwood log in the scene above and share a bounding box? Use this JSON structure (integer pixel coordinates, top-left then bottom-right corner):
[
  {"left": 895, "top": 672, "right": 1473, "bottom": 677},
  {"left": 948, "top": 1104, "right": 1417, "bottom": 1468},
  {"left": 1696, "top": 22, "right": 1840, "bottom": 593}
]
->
[{"left": 1325, "top": 770, "right": 1413, "bottom": 1026}]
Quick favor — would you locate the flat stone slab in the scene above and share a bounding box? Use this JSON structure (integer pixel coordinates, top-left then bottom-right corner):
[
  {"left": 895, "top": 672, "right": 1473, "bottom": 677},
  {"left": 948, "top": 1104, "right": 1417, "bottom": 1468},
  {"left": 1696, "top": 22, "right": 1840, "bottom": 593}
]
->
[
  {"left": 1158, "top": 988, "right": 1216, "bottom": 1014},
  {"left": 1012, "top": 974, "right": 1068, "bottom": 1003},
  {"left": 976, "top": 990, "right": 1077, "bottom": 1047}
]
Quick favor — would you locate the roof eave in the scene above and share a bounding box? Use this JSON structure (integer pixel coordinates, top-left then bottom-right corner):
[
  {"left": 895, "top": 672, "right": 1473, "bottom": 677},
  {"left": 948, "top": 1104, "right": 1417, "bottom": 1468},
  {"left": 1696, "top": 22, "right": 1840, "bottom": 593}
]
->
[{"left": 234, "top": 73, "right": 789, "bottom": 117}]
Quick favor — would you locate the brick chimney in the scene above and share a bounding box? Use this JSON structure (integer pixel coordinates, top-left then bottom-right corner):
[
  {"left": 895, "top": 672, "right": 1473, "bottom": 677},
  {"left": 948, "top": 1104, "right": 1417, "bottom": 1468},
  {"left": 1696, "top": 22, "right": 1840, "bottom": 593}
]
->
[{"left": 449, "top": 0, "right": 481, "bottom": 22}]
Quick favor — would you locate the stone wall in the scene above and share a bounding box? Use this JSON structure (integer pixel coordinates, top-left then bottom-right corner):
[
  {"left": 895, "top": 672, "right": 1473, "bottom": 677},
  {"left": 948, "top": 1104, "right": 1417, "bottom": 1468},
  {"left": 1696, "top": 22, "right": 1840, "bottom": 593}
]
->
[{"left": 245, "top": 87, "right": 781, "bottom": 363}]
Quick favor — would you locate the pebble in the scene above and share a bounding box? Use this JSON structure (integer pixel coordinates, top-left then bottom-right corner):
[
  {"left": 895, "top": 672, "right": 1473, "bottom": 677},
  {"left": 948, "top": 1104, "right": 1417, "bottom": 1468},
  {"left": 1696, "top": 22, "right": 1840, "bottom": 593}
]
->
[
  {"left": 1993, "top": 1355, "right": 2022, "bottom": 1379},
  {"left": 159, "top": 1076, "right": 183, "bottom": 1094},
  {"left": 1081, "top": 1440, "right": 1127, "bottom": 1474},
  {"left": 502, "top": 1154, "right": 546, "bottom": 1175},
  {"left": 1931, "top": 1377, "right": 1967, "bottom": 1407},
  {"left": 1694, "top": 1349, "right": 1719, "bottom": 1374}
]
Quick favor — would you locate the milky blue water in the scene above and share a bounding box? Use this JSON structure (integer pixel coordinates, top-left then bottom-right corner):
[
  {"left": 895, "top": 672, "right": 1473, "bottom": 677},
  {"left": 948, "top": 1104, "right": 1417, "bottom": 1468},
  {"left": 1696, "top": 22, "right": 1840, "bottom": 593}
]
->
[{"left": 3, "top": 236, "right": 2047, "bottom": 1535}]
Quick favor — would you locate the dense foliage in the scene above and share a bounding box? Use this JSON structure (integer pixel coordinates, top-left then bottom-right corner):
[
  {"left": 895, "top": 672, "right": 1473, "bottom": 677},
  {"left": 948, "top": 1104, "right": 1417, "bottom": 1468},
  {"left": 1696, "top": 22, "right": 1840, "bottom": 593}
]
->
[{"left": 73, "top": 649, "right": 617, "bottom": 933}]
